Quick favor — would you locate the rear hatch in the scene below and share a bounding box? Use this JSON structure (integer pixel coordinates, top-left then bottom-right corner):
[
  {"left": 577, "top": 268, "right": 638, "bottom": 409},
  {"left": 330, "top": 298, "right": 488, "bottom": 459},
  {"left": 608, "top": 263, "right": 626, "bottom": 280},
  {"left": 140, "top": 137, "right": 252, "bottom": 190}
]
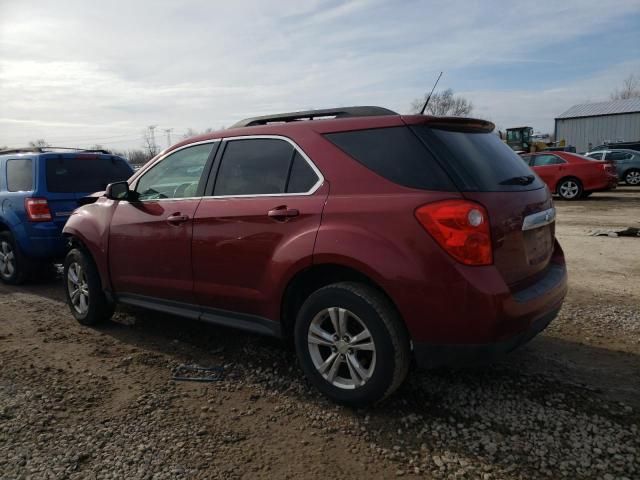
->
[
  {"left": 41, "top": 154, "right": 133, "bottom": 228},
  {"left": 409, "top": 121, "right": 555, "bottom": 288}
]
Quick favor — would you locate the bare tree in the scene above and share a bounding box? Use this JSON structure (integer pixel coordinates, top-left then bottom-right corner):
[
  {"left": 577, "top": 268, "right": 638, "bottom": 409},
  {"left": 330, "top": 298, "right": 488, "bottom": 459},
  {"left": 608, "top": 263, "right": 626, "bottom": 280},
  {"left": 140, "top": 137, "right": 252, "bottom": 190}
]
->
[
  {"left": 29, "top": 139, "right": 50, "bottom": 148},
  {"left": 610, "top": 74, "right": 640, "bottom": 100},
  {"left": 410, "top": 88, "right": 473, "bottom": 116},
  {"left": 181, "top": 127, "right": 217, "bottom": 140}
]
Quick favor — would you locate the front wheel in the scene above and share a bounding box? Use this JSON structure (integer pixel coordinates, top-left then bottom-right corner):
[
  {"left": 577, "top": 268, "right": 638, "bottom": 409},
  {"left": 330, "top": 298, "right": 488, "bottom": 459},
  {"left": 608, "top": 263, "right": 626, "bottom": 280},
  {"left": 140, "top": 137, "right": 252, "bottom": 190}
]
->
[
  {"left": 557, "top": 178, "right": 583, "bottom": 200},
  {"left": 294, "top": 282, "right": 410, "bottom": 406},
  {"left": 64, "top": 248, "right": 114, "bottom": 325},
  {"left": 624, "top": 169, "right": 640, "bottom": 186}
]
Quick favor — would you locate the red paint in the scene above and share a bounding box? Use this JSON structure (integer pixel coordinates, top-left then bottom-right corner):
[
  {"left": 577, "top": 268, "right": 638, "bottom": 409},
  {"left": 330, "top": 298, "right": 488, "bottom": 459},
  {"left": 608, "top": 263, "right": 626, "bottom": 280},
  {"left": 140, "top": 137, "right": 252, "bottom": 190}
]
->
[
  {"left": 64, "top": 112, "right": 567, "bottom": 352},
  {"left": 529, "top": 151, "right": 618, "bottom": 194}
]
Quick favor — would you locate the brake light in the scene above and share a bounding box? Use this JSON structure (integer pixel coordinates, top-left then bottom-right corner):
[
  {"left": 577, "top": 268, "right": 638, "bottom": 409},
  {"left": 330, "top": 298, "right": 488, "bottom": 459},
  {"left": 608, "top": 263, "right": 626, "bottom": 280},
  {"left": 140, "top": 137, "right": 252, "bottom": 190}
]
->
[
  {"left": 25, "top": 198, "right": 52, "bottom": 222},
  {"left": 415, "top": 200, "right": 492, "bottom": 266}
]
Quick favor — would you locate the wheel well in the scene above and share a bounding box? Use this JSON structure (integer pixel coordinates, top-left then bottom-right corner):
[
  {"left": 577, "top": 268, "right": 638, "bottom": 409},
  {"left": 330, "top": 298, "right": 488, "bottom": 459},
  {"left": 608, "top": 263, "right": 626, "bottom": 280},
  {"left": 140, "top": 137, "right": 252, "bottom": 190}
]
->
[
  {"left": 280, "top": 264, "right": 399, "bottom": 341},
  {"left": 623, "top": 167, "right": 640, "bottom": 176},
  {"left": 555, "top": 176, "right": 581, "bottom": 193}
]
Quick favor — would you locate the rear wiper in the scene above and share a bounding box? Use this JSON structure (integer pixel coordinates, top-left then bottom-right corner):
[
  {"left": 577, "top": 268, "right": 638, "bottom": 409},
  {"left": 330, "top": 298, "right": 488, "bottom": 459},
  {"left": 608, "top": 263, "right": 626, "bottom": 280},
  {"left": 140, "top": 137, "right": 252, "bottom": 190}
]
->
[{"left": 499, "top": 175, "right": 535, "bottom": 186}]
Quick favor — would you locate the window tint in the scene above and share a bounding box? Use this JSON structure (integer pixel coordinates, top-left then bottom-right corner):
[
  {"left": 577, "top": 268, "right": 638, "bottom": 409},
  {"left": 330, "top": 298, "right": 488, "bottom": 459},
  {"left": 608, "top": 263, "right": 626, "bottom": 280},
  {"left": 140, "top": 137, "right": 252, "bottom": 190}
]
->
[
  {"left": 586, "top": 152, "right": 603, "bottom": 160},
  {"left": 520, "top": 154, "right": 533, "bottom": 166},
  {"left": 46, "top": 157, "right": 132, "bottom": 193},
  {"left": 325, "top": 127, "right": 454, "bottom": 191},
  {"left": 608, "top": 151, "right": 632, "bottom": 161},
  {"left": 214, "top": 139, "right": 293, "bottom": 196},
  {"left": 135, "top": 143, "right": 214, "bottom": 200},
  {"left": 413, "top": 127, "right": 544, "bottom": 192},
  {"left": 286, "top": 152, "right": 318, "bottom": 193},
  {"left": 6, "top": 159, "right": 34, "bottom": 192},
  {"left": 532, "top": 154, "right": 565, "bottom": 166}
]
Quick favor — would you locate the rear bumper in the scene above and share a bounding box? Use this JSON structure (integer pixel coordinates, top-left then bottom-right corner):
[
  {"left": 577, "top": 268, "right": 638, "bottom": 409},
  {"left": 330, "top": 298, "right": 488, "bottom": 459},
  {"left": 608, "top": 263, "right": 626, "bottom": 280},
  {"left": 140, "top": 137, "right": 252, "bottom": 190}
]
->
[
  {"left": 413, "top": 303, "right": 561, "bottom": 368},
  {"left": 13, "top": 222, "right": 67, "bottom": 259}
]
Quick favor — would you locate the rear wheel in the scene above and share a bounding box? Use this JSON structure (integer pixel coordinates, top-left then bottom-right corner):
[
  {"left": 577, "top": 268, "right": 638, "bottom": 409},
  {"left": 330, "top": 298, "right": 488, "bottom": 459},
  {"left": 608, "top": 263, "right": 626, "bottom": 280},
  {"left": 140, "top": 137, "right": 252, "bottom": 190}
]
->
[
  {"left": 0, "top": 232, "right": 31, "bottom": 285},
  {"left": 64, "top": 248, "right": 114, "bottom": 325},
  {"left": 294, "top": 282, "right": 410, "bottom": 406},
  {"left": 557, "top": 178, "right": 582, "bottom": 200},
  {"left": 624, "top": 169, "right": 640, "bottom": 186}
]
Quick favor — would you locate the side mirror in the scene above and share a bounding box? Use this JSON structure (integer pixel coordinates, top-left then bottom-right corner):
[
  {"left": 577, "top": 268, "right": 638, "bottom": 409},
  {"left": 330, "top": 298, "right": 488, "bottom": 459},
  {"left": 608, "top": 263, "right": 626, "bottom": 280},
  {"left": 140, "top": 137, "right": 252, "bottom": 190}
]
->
[{"left": 105, "top": 181, "right": 131, "bottom": 200}]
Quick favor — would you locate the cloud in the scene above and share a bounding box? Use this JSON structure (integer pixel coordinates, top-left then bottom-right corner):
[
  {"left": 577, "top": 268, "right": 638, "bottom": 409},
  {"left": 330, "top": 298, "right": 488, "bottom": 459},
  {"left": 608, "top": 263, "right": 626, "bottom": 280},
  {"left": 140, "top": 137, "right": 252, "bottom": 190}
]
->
[{"left": 0, "top": 0, "right": 639, "bottom": 149}]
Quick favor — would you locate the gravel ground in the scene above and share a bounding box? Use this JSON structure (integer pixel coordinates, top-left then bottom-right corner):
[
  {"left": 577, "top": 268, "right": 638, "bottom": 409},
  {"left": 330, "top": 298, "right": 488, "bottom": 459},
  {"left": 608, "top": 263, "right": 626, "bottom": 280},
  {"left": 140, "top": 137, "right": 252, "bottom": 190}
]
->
[{"left": 1, "top": 189, "right": 639, "bottom": 479}]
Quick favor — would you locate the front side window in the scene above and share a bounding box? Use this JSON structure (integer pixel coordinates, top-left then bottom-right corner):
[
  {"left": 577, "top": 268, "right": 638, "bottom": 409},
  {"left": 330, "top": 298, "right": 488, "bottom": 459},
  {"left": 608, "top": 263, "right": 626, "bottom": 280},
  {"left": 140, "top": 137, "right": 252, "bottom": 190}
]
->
[
  {"left": 532, "top": 154, "right": 565, "bottom": 166},
  {"left": 586, "top": 152, "right": 604, "bottom": 160},
  {"left": 7, "top": 159, "right": 33, "bottom": 192},
  {"left": 213, "top": 138, "right": 319, "bottom": 196},
  {"left": 135, "top": 143, "right": 215, "bottom": 200}
]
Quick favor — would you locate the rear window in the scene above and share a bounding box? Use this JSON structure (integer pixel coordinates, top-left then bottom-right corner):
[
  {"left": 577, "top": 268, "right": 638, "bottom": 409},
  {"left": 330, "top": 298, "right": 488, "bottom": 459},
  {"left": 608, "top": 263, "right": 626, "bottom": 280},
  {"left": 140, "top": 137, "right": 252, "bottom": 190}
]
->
[
  {"left": 324, "top": 127, "right": 454, "bottom": 191},
  {"left": 412, "top": 127, "right": 545, "bottom": 192},
  {"left": 6, "top": 159, "right": 34, "bottom": 192},
  {"left": 46, "top": 157, "right": 132, "bottom": 193}
]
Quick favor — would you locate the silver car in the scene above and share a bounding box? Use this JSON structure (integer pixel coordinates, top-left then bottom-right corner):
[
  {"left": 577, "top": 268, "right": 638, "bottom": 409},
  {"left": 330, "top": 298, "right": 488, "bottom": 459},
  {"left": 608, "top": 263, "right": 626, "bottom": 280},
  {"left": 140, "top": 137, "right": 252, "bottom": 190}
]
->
[{"left": 584, "top": 149, "right": 640, "bottom": 186}]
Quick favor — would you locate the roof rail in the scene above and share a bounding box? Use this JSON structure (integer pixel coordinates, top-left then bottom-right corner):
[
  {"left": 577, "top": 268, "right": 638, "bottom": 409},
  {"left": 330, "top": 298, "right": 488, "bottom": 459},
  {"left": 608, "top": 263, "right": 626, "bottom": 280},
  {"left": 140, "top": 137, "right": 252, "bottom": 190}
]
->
[
  {"left": 0, "top": 147, "right": 112, "bottom": 155},
  {"left": 230, "top": 106, "right": 398, "bottom": 128}
]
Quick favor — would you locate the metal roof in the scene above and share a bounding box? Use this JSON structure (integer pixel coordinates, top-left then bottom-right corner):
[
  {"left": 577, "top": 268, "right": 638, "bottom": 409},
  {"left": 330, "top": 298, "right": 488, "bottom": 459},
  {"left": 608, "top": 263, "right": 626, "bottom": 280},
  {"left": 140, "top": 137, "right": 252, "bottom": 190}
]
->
[{"left": 556, "top": 98, "right": 640, "bottom": 119}]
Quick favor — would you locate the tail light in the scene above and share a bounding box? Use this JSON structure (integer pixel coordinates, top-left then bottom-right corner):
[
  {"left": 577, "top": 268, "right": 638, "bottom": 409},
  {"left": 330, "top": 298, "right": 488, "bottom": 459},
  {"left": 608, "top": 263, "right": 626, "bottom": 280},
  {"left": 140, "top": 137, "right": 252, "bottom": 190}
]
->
[
  {"left": 25, "top": 198, "right": 53, "bottom": 222},
  {"left": 415, "top": 200, "right": 492, "bottom": 266}
]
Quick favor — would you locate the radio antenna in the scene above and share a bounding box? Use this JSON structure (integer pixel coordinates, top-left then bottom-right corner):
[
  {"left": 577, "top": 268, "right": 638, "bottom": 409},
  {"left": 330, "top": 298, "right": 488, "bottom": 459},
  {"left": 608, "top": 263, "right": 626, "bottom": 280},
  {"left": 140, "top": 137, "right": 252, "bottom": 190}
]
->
[{"left": 419, "top": 71, "right": 443, "bottom": 115}]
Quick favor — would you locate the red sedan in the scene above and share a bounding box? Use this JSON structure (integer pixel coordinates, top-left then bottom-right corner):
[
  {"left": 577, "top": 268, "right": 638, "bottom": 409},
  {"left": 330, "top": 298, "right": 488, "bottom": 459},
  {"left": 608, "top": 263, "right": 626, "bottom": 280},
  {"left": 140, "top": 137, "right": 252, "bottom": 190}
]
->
[{"left": 521, "top": 151, "right": 618, "bottom": 200}]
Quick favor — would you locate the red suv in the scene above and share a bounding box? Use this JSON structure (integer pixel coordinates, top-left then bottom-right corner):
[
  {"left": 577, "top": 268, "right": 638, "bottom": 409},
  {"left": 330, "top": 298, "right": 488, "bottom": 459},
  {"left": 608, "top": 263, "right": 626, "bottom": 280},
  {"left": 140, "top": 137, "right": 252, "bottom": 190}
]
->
[{"left": 63, "top": 107, "right": 567, "bottom": 405}]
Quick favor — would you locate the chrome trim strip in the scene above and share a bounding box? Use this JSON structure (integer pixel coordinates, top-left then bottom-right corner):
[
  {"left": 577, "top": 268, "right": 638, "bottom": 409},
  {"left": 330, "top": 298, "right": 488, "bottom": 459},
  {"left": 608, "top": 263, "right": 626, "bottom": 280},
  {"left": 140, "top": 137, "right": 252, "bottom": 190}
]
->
[
  {"left": 131, "top": 135, "right": 324, "bottom": 202},
  {"left": 522, "top": 207, "right": 556, "bottom": 231}
]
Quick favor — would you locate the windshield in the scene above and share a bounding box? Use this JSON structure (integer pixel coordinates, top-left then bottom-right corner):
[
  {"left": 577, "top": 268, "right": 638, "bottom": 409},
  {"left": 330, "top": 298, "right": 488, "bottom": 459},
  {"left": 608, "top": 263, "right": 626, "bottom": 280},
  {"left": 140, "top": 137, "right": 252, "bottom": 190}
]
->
[{"left": 46, "top": 157, "right": 133, "bottom": 193}]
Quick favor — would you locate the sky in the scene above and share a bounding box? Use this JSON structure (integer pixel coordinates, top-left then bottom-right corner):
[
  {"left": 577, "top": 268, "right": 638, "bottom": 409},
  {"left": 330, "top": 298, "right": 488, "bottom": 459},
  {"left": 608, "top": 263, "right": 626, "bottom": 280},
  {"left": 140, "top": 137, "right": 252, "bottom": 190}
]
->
[{"left": 1, "top": 0, "right": 639, "bottom": 151}]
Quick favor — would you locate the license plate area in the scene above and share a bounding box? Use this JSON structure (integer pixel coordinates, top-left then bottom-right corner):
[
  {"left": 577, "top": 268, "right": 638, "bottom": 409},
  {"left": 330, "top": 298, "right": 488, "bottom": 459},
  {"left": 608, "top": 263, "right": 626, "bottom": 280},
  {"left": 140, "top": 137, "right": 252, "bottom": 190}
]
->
[{"left": 523, "top": 224, "right": 553, "bottom": 266}]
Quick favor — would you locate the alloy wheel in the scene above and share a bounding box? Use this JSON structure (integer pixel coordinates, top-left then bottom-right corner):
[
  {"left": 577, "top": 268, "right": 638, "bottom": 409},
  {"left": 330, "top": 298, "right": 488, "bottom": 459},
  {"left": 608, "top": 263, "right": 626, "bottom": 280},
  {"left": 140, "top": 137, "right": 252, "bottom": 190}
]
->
[
  {"left": 0, "top": 241, "right": 16, "bottom": 280},
  {"left": 559, "top": 180, "right": 580, "bottom": 199},
  {"left": 307, "top": 307, "right": 376, "bottom": 390},
  {"left": 67, "top": 262, "right": 90, "bottom": 315},
  {"left": 626, "top": 171, "right": 640, "bottom": 185}
]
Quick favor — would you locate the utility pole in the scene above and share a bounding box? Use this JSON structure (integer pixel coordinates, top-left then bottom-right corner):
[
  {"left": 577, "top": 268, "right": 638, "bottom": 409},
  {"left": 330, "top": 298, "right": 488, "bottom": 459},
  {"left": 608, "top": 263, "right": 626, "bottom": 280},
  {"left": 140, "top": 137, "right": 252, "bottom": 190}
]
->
[
  {"left": 148, "top": 125, "right": 158, "bottom": 155},
  {"left": 164, "top": 128, "right": 173, "bottom": 148}
]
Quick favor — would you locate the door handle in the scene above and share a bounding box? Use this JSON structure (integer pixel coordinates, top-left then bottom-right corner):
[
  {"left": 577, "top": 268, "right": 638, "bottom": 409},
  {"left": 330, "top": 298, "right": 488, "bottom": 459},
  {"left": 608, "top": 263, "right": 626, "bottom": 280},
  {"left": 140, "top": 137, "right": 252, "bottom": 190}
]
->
[
  {"left": 267, "top": 206, "right": 299, "bottom": 220},
  {"left": 166, "top": 213, "right": 190, "bottom": 225}
]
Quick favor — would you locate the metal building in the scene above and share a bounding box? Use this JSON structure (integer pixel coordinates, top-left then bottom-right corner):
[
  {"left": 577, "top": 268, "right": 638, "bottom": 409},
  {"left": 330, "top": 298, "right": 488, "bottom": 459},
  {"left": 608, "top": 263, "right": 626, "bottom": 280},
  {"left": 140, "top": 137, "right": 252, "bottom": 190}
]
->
[{"left": 555, "top": 98, "right": 640, "bottom": 152}]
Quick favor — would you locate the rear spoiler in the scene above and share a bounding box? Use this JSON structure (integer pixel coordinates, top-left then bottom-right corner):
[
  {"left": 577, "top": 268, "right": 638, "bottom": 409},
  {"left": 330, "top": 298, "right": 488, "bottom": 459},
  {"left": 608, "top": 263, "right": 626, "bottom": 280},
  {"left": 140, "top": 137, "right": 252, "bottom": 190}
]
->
[{"left": 403, "top": 115, "right": 495, "bottom": 133}]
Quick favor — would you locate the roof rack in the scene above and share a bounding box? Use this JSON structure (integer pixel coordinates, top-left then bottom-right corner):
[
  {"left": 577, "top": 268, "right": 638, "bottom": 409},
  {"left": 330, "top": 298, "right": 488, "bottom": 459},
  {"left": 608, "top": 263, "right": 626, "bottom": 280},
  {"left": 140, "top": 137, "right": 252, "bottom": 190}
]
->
[
  {"left": 0, "top": 147, "right": 112, "bottom": 155},
  {"left": 230, "top": 106, "right": 398, "bottom": 128}
]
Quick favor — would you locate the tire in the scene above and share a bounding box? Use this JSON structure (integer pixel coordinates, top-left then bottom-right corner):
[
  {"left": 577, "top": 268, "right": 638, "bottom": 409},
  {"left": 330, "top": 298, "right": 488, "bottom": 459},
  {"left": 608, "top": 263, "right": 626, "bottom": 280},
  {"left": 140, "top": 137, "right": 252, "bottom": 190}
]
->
[
  {"left": 557, "top": 178, "right": 583, "bottom": 200},
  {"left": 624, "top": 169, "right": 640, "bottom": 186},
  {"left": 0, "top": 231, "right": 32, "bottom": 285},
  {"left": 63, "top": 248, "right": 114, "bottom": 325},
  {"left": 294, "top": 282, "right": 410, "bottom": 407}
]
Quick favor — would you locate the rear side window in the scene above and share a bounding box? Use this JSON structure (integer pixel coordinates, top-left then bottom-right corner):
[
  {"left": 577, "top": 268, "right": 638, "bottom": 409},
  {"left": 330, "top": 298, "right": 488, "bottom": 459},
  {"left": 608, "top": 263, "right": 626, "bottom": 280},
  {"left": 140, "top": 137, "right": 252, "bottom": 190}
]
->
[
  {"left": 46, "top": 157, "right": 133, "bottom": 193},
  {"left": 213, "top": 139, "right": 319, "bottom": 196},
  {"left": 532, "top": 154, "right": 565, "bottom": 166},
  {"left": 413, "top": 127, "right": 545, "bottom": 192},
  {"left": 324, "top": 127, "right": 454, "bottom": 191},
  {"left": 6, "top": 159, "right": 33, "bottom": 192},
  {"left": 609, "top": 151, "right": 633, "bottom": 161}
]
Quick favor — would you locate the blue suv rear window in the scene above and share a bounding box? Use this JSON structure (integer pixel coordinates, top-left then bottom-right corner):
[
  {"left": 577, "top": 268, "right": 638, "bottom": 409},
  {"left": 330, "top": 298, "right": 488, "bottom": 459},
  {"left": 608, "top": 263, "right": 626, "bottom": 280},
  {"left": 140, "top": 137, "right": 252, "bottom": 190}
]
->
[
  {"left": 7, "top": 159, "right": 33, "bottom": 192},
  {"left": 46, "top": 157, "right": 132, "bottom": 193}
]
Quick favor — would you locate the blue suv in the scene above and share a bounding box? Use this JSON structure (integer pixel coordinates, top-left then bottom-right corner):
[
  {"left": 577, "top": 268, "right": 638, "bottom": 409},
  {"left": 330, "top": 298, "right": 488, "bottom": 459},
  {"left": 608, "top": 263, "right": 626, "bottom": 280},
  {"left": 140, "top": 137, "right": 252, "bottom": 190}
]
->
[{"left": 0, "top": 148, "right": 133, "bottom": 284}]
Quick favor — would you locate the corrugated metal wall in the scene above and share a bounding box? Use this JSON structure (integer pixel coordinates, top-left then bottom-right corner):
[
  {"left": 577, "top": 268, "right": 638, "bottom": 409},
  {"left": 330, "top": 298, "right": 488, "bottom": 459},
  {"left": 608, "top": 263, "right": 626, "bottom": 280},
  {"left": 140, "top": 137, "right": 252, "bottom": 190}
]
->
[{"left": 555, "top": 113, "right": 640, "bottom": 152}]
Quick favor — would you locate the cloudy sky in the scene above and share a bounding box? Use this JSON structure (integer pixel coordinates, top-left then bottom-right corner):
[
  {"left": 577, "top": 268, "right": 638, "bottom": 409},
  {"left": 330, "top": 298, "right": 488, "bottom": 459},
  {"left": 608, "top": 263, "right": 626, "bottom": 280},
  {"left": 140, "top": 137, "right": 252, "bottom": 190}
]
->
[{"left": 1, "top": 0, "right": 639, "bottom": 151}]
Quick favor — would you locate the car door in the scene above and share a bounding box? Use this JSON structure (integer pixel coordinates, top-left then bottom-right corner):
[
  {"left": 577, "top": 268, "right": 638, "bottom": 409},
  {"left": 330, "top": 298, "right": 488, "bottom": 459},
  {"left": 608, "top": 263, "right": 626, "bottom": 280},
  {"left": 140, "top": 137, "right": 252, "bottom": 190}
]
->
[
  {"left": 531, "top": 154, "right": 566, "bottom": 188},
  {"left": 109, "top": 142, "right": 218, "bottom": 304},
  {"left": 192, "top": 136, "right": 327, "bottom": 322}
]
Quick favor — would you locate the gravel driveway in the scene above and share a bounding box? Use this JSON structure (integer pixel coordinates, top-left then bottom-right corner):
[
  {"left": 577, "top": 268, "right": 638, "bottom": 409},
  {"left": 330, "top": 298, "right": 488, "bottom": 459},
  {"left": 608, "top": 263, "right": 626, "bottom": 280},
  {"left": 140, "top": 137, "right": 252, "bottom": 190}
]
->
[{"left": 1, "top": 189, "right": 639, "bottom": 479}]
